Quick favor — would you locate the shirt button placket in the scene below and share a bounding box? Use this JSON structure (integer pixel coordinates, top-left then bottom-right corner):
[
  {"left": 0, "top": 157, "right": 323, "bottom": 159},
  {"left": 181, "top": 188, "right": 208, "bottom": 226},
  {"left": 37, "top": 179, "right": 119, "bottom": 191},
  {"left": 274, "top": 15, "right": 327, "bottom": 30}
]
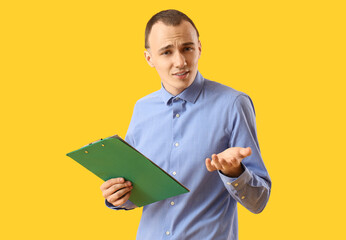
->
[{"left": 170, "top": 97, "right": 181, "bottom": 226}]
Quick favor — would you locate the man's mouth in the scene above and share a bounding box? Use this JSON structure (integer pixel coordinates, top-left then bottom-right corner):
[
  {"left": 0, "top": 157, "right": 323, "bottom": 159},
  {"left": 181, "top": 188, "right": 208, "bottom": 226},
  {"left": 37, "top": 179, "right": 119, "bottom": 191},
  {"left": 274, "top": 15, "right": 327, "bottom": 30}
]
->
[{"left": 173, "top": 70, "right": 190, "bottom": 78}]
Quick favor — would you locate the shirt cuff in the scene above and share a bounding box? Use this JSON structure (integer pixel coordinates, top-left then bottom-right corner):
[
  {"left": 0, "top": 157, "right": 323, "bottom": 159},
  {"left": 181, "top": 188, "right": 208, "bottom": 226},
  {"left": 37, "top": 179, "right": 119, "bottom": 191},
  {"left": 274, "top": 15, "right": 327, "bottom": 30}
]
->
[
  {"left": 218, "top": 163, "right": 252, "bottom": 190},
  {"left": 105, "top": 199, "right": 137, "bottom": 210}
]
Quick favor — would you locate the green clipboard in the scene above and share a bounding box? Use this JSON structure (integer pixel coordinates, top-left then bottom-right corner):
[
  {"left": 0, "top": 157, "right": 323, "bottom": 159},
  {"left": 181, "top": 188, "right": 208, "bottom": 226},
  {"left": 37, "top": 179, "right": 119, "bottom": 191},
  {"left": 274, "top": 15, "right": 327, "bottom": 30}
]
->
[{"left": 66, "top": 135, "right": 189, "bottom": 207}]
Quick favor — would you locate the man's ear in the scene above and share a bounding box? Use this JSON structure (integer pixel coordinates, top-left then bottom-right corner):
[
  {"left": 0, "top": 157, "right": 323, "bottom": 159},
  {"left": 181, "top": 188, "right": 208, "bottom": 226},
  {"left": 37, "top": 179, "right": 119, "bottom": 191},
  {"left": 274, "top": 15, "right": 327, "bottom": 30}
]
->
[
  {"left": 198, "top": 40, "right": 202, "bottom": 59},
  {"left": 144, "top": 50, "right": 155, "bottom": 67}
]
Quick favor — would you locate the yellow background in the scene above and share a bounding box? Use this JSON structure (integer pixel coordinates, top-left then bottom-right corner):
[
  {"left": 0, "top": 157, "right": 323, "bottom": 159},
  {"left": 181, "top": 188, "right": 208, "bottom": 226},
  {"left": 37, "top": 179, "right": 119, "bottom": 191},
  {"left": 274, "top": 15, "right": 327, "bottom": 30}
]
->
[{"left": 1, "top": 0, "right": 345, "bottom": 239}]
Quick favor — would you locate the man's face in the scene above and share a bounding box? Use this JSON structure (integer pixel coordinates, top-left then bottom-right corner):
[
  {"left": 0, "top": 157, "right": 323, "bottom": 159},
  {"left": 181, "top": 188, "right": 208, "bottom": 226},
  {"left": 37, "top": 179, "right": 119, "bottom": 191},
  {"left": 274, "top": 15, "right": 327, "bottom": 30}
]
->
[{"left": 144, "top": 21, "right": 201, "bottom": 96}]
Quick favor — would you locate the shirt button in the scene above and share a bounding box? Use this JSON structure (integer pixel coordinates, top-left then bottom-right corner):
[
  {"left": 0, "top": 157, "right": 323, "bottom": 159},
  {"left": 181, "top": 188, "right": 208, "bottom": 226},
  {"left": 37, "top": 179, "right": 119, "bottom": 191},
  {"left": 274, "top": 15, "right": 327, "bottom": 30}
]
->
[
  {"left": 175, "top": 97, "right": 180, "bottom": 101},
  {"left": 241, "top": 196, "right": 245, "bottom": 200},
  {"left": 234, "top": 183, "right": 239, "bottom": 187},
  {"left": 170, "top": 201, "right": 175, "bottom": 206},
  {"left": 176, "top": 113, "right": 180, "bottom": 118},
  {"left": 175, "top": 142, "right": 179, "bottom": 147},
  {"left": 166, "top": 231, "right": 170, "bottom": 235},
  {"left": 172, "top": 171, "right": 177, "bottom": 176}
]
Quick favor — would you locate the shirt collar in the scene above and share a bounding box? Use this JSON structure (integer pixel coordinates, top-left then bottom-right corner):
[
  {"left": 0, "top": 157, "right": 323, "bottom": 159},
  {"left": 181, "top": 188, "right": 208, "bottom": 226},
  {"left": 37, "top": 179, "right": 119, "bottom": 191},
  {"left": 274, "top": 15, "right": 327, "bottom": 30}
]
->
[{"left": 160, "top": 71, "right": 204, "bottom": 105}]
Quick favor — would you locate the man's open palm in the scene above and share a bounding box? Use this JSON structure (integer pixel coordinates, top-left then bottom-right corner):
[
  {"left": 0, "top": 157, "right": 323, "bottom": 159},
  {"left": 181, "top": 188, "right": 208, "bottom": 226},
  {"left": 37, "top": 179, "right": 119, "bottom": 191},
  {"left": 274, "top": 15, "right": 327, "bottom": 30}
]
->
[{"left": 205, "top": 147, "right": 252, "bottom": 177}]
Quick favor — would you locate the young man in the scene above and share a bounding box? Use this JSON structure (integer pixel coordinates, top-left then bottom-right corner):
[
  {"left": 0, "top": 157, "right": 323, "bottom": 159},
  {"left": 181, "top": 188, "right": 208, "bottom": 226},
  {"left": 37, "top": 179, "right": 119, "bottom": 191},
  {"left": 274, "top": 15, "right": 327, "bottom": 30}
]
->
[{"left": 100, "top": 9, "right": 271, "bottom": 240}]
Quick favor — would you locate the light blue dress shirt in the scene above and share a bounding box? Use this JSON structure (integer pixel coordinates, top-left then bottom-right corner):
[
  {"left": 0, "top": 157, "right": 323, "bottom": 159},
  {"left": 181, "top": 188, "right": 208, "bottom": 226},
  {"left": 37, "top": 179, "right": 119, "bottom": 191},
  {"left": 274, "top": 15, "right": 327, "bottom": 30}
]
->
[{"left": 106, "top": 71, "right": 271, "bottom": 240}]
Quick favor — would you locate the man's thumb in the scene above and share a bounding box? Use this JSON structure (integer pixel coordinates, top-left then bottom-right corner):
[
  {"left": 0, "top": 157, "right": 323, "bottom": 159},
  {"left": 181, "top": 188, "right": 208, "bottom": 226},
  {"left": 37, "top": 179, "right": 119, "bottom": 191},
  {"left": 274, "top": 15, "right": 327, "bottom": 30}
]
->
[{"left": 240, "top": 147, "right": 252, "bottom": 157}]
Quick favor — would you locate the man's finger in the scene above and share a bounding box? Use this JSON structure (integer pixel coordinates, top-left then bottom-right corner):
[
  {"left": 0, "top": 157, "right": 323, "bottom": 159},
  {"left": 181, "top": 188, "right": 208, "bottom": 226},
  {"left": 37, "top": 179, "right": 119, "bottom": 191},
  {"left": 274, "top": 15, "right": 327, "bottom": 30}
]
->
[
  {"left": 221, "top": 155, "right": 236, "bottom": 168},
  {"left": 100, "top": 178, "right": 125, "bottom": 191},
  {"left": 212, "top": 154, "right": 223, "bottom": 170},
  {"left": 111, "top": 191, "right": 132, "bottom": 207},
  {"left": 239, "top": 147, "right": 252, "bottom": 158},
  {"left": 107, "top": 186, "right": 133, "bottom": 204},
  {"left": 205, "top": 158, "right": 217, "bottom": 172},
  {"left": 102, "top": 181, "right": 132, "bottom": 199}
]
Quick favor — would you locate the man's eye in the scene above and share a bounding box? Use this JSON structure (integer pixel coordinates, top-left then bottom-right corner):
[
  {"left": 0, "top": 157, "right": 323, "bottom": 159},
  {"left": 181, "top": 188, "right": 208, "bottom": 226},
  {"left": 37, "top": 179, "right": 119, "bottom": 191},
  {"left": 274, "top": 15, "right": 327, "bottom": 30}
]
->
[
  {"left": 184, "top": 47, "right": 193, "bottom": 51},
  {"left": 162, "top": 51, "right": 171, "bottom": 55}
]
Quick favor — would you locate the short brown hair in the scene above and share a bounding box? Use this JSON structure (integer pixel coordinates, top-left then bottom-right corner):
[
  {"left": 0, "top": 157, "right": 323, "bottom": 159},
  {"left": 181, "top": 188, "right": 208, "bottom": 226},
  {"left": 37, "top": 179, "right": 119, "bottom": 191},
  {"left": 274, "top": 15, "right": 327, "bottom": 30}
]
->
[{"left": 145, "top": 9, "right": 200, "bottom": 49}]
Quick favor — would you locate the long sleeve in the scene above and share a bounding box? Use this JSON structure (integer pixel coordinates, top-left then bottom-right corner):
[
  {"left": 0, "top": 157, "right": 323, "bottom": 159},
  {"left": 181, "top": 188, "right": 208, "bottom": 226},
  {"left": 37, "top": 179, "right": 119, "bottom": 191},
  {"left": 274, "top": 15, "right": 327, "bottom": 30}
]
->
[
  {"left": 219, "top": 94, "right": 271, "bottom": 214},
  {"left": 105, "top": 199, "right": 137, "bottom": 210}
]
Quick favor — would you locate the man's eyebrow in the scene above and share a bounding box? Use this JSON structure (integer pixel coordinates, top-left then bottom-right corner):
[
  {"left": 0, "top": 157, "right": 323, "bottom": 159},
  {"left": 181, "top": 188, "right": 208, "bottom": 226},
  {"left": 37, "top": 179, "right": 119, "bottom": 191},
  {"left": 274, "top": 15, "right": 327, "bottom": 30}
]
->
[
  {"left": 158, "top": 44, "right": 173, "bottom": 52},
  {"left": 182, "top": 42, "right": 195, "bottom": 46},
  {"left": 158, "top": 42, "right": 196, "bottom": 52}
]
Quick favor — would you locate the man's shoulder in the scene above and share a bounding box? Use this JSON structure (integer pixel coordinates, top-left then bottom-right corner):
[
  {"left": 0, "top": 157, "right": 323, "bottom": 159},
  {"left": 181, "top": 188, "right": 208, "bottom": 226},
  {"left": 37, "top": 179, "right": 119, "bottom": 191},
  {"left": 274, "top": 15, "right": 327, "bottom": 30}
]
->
[
  {"left": 203, "top": 78, "right": 249, "bottom": 102},
  {"left": 133, "top": 89, "right": 162, "bottom": 109},
  {"left": 202, "top": 78, "right": 255, "bottom": 116}
]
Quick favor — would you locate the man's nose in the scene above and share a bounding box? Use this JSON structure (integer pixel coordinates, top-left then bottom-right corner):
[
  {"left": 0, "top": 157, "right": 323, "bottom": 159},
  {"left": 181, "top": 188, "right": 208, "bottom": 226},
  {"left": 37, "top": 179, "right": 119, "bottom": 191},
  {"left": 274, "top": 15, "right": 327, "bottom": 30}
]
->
[{"left": 173, "top": 52, "right": 186, "bottom": 68}]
